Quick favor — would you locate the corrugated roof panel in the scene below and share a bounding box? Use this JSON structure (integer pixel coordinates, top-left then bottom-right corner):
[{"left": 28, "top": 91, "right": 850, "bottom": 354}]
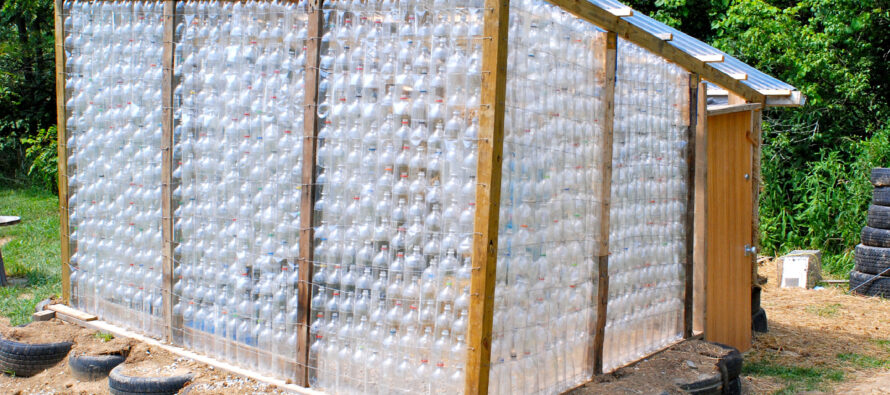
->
[{"left": 619, "top": 8, "right": 798, "bottom": 96}]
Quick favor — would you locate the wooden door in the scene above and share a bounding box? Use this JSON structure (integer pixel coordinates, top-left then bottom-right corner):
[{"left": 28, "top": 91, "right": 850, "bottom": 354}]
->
[{"left": 705, "top": 108, "right": 756, "bottom": 351}]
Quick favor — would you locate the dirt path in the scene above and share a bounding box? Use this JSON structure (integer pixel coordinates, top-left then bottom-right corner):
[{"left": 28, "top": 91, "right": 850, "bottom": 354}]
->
[{"left": 742, "top": 259, "right": 890, "bottom": 393}]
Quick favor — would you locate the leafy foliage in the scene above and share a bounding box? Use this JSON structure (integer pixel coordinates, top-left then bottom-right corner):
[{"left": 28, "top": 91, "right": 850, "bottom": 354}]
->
[{"left": 0, "top": 0, "right": 57, "bottom": 187}]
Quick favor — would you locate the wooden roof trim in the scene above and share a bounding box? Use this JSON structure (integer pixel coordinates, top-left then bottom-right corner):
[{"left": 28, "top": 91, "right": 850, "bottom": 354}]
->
[{"left": 547, "top": 0, "right": 767, "bottom": 104}]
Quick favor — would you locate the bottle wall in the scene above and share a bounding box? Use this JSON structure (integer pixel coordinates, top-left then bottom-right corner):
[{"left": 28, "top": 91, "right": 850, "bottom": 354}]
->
[
  {"left": 63, "top": 0, "right": 166, "bottom": 339},
  {"left": 308, "top": 0, "right": 483, "bottom": 393},
  {"left": 170, "top": 0, "right": 307, "bottom": 379},
  {"left": 603, "top": 39, "right": 689, "bottom": 373},
  {"left": 490, "top": 0, "right": 606, "bottom": 393},
  {"left": 61, "top": 0, "right": 695, "bottom": 390}
]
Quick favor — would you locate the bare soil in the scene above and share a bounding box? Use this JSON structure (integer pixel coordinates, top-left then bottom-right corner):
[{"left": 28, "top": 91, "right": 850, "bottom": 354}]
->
[
  {"left": 571, "top": 340, "right": 731, "bottom": 394},
  {"left": 741, "top": 258, "right": 890, "bottom": 393},
  {"left": 0, "top": 318, "right": 283, "bottom": 394}
]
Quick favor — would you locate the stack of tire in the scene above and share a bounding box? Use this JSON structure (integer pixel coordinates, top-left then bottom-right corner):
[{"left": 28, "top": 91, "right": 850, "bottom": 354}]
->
[{"left": 851, "top": 168, "right": 890, "bottom": 298}]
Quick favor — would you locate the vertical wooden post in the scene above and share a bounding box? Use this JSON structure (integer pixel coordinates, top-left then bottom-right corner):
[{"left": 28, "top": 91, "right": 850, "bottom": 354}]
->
[
  {"left": 161, "top": 0, "right": 177, "bottom": 344},
  {"left": 590, "top": 31, "right": 617, "bottom": 376},
  {"left": 683, "top": 74, "right": 700, "bottom": 338},
  {"left": 297, "top": 0, "right": 324, "bottom": 387},
  {"left": 693, "top": 82, "right": 708, "bottom": 334},
  {"left": 54, "top": 0, "right": 70, "bottom": 305},
  {"left": 465, "top": 0, "right": 509, "bottom": 393},
  {"left": 751, "top": 107, "right": 763, "bottom": 284}
]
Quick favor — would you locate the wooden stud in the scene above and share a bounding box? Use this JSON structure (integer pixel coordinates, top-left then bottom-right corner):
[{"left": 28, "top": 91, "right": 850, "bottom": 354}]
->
[
  {"left": 544, "top": 0, "right": 766, "bottom": 103},
  {"left": 683, "top": 74, "right": 700, "bottom": 339},
  {"left": 465, "top": 0, "right": 510, "bottom": 392},
  {"left": 729, "top": 72, "right": 748, "bottom": 81},
  {"left": 590, "top": 31, "right": 617, "bottom": 376},
  {"left": 751, "top": 106, "right": 763, "bottom": 287},
  {"left": 161, "top": 0, "right": 177, "bottom": 344},
  {"left": 656, "top": 33, "right": 673, "bottom": 41},
  {"left": 54, "top": 0, "right": 70, "bottom": 305},
  {"left": 297, "top": 0, "right": 324, "bottom": 387},
  {"left": 693, "top": 82, "right": 708, "bottom": 335}
]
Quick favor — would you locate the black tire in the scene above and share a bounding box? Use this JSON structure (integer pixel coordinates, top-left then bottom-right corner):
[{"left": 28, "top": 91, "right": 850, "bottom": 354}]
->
[
  {"left": 751, "top": 286, "right": 762, "bottom": 312},
  {"left": 723, "top": 377, "right": 742, "bottom": 395},
  {"left": 108, "top": 365, "right": 193, "bottom": 395},
  {"left": 872, "top": 168, "right": 890, "bottom": 187},
  {"left": 0, "top": 337, "right": 72, "bottom": 377},
  {"left": 69, "top": 353, "right": 126, "bottom": 381},
  {"left": 853, "top": 244, "right": 890, "bottom": 276},
  {"left": 752, "top": 308, "right": 768, "bottom": 333},
  {"left": 675, "top": 371, "right": 723, "bottom": 395},
  {"left": 850, "top": 270, "right": 890, "bottom": 298},
  {"left": 868, "top": 205, "right": 890, "bottom": 229},
  {"left": 861, "top": 226, "right": 890, "bottom": 248},
  {"left": 711, "top": 343, "right": 743, "bottom": 380},
  {"left": 875, "top": 187, "right": 890, "bottom": 206}
]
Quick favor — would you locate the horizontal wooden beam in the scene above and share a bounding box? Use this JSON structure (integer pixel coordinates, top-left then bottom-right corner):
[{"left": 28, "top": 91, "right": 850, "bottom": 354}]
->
[
  {"left": 546, "top": 0, "right": 766, "bottom": 103},
  {"left": 729, "top": 72, "right": 748, "bottom": 81},
  {"left": 706, "top": 103, "right": 763, "bottom": 117},
  {"left": 656, "top": 32, "right": 673, "bottom": 41}
]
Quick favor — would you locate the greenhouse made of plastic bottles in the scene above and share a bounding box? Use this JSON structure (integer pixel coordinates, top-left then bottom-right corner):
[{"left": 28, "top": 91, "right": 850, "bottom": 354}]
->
[{"left": 55, "top": 0, "right": 803, "bottom": 393}]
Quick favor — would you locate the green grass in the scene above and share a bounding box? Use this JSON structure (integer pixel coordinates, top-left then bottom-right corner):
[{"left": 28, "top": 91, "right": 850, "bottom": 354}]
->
[
  {"left": 837, "top": 353, "right": 890, "bottom": 369},
  {"left": 805, "top": 303, "right": 842, "bottom": 318},
  {"left": 0, "top": 184, "right": 61, "bottom": 326},
  {"left": 743, "top": 358, "right": 845, "bottom": 394}
]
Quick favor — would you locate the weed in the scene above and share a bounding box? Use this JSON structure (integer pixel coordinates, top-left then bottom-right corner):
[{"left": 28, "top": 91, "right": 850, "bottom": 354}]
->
[
  {"left": 93, "top": 332, "right": 114, "bottom": 342},
  {"left": 805, "top": 303, "right": 842, "bottom": 317},
  {"left": 743, "top": 358, "right": 845, "bottom": 393},
  {"left": 837, "top": 353, "right": 890, "bottom": 369}
]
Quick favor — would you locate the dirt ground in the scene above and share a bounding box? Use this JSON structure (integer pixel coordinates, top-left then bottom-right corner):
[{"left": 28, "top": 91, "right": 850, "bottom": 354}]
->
[
  {"left": 741, "top": 258, "right": 890, "bottom": 394},
  {"left": 0, "top": 318, "right": 285, "bottom": 394}
]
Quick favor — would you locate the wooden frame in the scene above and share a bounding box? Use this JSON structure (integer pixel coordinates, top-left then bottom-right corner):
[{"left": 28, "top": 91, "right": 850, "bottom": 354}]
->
[
  {"left": 683, "top": 73, "right": 700, "bottom": 338},
  {"left": 161, "top": 0, "right": 177, "bottom": 345},
  {"left": 693, "top": 82, "right": 708, "bottom": 334},
  {"left": 54, "top": 0, "right": 70, "bottom": 305},
  {"left": 296, "top": 0, "right": 324, "bottom": 387},
  {"left": 590, "top": 31, "right": 617, "bottom": 376},
  {"left": 54, "top": 1, "right": 798, "bottom": 393},
  {"left": 465, "top": 0, "right": 510, "bottom": 392}
]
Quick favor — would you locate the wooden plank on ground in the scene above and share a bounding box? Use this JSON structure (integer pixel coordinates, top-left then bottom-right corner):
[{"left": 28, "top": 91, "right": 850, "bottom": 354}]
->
[
  {"left": 161, "top": 0, "right": 177, "bottom": 345},
  {"left": 590, "top": 31, "right": 617, "bottom": 376},
  {"left": 693, "top": 82, "right": 708, "bottom": 335},
  {"left": 544, "top": 0, "right": 766, "bottom": 104},
  {"left": 54, "top": 0, "right": 70, "bottom": 305},
  {"left": 465, "top": 0, "right": 510, "bottom": 392},
  {"left": 683, "top": 73, "right": 699, "bottom": 338},
  {"left": 297, "top": 0, "right": 324, "bottom": 387},
  {"left": 48, "top": 304, "right": 97, "bottom": 321}
]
